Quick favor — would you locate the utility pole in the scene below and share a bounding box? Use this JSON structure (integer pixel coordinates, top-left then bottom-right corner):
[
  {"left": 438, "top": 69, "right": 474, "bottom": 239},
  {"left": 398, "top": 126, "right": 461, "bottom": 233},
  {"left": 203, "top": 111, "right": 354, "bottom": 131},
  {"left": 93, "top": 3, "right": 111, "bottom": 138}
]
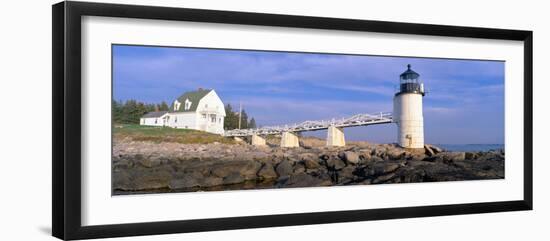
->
[{"left": 238, "top": 101, "right": 242, "bottom": 129}]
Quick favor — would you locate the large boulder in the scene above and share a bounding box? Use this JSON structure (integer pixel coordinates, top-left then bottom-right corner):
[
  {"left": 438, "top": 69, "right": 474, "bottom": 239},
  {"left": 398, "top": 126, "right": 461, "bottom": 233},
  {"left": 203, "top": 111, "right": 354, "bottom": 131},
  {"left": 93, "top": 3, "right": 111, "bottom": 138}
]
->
[
  {"left": 293, "top": 163, "right": 306, "bottom": 173},
  {"left": 112, "top": 171, "right": 133, "bottom": 191},
  {"left": 199, "top": 177, "right": 224, "bottom": 187},
  {"left": 465, "top": 152, "right": 478, "bottom": 160},
  {"left": 299, "top": 153, "right": 321, "bottom": 169},
  {"left": 386, "top": 148, "right": 406, "bottom": 160},
  {"left": 169, "top": 176, "right": 200, "bottom": 190},
  {"left": 370, "top": 156, "right": 385, "bottom": 163},
  {"left": 302, "top": 158, "right": 321, "bottom": 169},
  {"left": 393, "top": 167, "right": 428, "bottom": 183},
  {"left": 326, "top": 157, "right": 346, "bottom": 170},
  {"left": 133, "top": 154, "right": 163, "bottom": 168},
  {"left": 424, "top": 144, "right": 443, "bottom": 156},
  {"left": 210, "top": 160, "right": 262, "bottom": 179},
  {"left": 371, "top": 146, "right": 388, "bottom": 159},
  {"left": 371, "top": 162, "right": 401, "bottom": 176},
  {"left": 122, "top": 165, "right": 174, "bottom": 191},
  {"left": 112, "top": 156, "right": 134, "bottom": 170},
  {"left": 223, "top": 172, "right": 246, "bottom": 185},
  {"left": 357, "top": 149, "right": 372, "bottom": 163},
  {"left": 182, "top": 161, "right": 216, "bottom": 176},
  {"left": 372, "top": 173, "right": 396, "bottom": 184},
  {"left": 476, "top": 151, "right": 505, "bottom": 162},
  {"left": 337, "top": 166, "right": 357, "bottom": 183},
  {"left": 285, "top": 173, "right": 332, "bottom": 188},
  {"left": 424, "top": 145, "right": 435, "bottom": 156},
  {"left": 298, "top": 153, "right": 316, "bottom": 161},
  {"left": 342, "top": 151, "right": 360, "bottom": 164},
  {"left": 258, "top": 163, "right": 278, "bottom": 180},
  {"left": 249, "top": 151, "right": 271, "bottom": 162},
  {"left": 275, "top": 160, "right": 294, "bottom": 176},
  {"left": 437, "top": 152, "right": 466, "bottom": 162}
]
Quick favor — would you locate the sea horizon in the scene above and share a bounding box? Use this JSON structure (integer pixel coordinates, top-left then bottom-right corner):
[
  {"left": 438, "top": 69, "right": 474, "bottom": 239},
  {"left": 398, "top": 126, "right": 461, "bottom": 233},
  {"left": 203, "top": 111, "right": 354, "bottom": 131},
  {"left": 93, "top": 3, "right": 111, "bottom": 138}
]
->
[{"left": 435, "top": 143, "right": 504, "bottom": 152}]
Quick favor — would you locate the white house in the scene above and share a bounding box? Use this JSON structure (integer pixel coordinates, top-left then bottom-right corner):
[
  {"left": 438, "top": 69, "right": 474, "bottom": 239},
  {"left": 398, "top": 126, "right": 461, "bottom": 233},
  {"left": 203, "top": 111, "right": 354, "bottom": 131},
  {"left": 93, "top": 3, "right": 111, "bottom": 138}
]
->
[
  {"left": 140, "top": 111, "right": 169, "bottom": 126},
  {"left": 140, "top": 88, "right": 226, "bottom": 135}
]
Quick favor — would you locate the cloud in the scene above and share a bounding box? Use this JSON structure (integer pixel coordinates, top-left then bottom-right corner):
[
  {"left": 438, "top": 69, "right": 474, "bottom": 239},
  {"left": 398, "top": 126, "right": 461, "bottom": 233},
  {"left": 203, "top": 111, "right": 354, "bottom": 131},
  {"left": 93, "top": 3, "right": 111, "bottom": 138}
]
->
[{"left": 313, "top": 83, "right": 395, "bottom": 96}]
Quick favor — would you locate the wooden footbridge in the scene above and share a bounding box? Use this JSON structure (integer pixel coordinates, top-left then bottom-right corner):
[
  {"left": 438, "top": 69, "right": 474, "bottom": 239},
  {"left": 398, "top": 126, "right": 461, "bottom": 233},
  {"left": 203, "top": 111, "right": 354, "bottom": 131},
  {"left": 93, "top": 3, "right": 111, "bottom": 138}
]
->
[{"left": 223, "top": 112, "right": 393, "bottom": 147}]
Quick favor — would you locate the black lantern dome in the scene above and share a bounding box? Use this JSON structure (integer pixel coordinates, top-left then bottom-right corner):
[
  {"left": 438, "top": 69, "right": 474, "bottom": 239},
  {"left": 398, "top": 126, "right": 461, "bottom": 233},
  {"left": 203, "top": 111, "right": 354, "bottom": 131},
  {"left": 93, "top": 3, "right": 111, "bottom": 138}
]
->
[
  {"left": 400, "top": 64, "right": 420, "bottom": 81},
  {"left": 396, "top": 64, "right": 425, "bottom": 96}
]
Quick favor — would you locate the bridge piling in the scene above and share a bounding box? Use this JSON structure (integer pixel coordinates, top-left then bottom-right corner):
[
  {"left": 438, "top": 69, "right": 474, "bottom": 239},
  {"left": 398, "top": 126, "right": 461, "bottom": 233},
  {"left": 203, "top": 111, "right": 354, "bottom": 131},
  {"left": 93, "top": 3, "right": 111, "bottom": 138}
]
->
[
  {"left": 251, "top": 134, "right": 267, "bottom": 146},
  {"left": 326, "top": 125, "right": 345, "bottom": 147},
  {"left": 281, "top": 131, "right": 299, "bottom": 148}
]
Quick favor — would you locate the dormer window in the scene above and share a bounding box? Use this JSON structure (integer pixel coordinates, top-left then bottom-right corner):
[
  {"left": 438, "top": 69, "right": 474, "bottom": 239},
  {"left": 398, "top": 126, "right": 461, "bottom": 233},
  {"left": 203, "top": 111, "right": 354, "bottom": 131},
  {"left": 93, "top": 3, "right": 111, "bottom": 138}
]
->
[
  {"left": 173, "top": 100, "right": 181, "bottom": 111},
  {"left": 184, "top": 98, "right": 192, "bottom": 110}
]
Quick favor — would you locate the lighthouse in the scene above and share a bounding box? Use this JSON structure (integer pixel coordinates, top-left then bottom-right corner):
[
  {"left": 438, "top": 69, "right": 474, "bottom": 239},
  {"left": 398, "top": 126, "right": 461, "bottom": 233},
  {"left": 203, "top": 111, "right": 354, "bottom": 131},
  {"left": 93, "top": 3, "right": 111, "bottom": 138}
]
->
[{"left": 393, "top": 64, "right": 425, "bottom": 149}]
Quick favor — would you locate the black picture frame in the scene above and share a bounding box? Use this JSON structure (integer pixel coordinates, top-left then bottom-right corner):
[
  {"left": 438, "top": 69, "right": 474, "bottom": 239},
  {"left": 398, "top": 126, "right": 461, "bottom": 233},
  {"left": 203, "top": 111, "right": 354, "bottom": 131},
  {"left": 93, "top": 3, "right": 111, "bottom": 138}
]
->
[{"left": 52, "top": 1, "right": 533, "bottom": 240}]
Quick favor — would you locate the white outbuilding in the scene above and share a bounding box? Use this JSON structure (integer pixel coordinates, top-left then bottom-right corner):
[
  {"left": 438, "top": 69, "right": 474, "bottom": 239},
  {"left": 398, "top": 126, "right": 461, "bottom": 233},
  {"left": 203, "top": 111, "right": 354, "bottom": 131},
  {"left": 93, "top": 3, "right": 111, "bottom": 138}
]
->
[
  {"left": 140, "top": 88, "right": 226, "bottom": 135},
  {"left": 139, "top": 111, "right": 169, "bottom": 126}
]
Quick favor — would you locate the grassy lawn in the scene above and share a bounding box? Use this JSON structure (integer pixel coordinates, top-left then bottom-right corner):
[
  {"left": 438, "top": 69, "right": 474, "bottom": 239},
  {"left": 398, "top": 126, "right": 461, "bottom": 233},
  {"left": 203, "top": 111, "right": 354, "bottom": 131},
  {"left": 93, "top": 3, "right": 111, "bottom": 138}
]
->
[{"left": 113, "top": 124, "right": 235, "bottom": 144}]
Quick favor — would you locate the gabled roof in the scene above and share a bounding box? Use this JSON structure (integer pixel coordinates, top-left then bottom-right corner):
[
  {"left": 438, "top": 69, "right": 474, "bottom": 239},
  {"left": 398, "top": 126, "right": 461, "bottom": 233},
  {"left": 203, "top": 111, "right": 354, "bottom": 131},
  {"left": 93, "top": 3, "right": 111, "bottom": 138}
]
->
[
  {"left": 172, "top": 89, "right": 212, "bottom": 112},
  {"left": 141, "top": 111, "right": 168, "bottom": 118}
]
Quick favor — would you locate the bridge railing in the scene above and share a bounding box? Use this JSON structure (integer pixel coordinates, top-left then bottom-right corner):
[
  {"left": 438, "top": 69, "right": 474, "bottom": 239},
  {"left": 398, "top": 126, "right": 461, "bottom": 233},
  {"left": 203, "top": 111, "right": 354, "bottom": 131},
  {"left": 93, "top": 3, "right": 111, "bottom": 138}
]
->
[{"left": 223, "top": 112, "right": 393, "bottom": 137}]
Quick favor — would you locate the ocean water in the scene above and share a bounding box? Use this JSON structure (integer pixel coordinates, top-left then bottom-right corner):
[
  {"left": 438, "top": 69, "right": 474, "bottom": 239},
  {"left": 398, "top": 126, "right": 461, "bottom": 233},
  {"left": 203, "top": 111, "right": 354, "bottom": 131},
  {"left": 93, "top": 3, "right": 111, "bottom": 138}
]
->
[{"left": 436, "top": 144, "right": 504, "bottom": 152}]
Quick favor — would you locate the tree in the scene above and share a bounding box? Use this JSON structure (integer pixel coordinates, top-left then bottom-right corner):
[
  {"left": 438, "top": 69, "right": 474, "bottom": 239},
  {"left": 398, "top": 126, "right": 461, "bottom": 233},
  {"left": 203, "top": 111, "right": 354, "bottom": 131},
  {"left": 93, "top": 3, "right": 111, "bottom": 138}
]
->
[
  {"left": 248, "top": 118, "right": 257, "bottom": 129},
  {"left": 121, "top": 100, "right": 136, "bottom": 124},
  {"left": 222, "top": 103, "right": 259, "bottom": 130},
  {"left": 224, "top": 104, "right": 237, "bottom": 130},
  {"left": 145, "top": 103, "right": 156, "bottom": 112},
  {"left": 112, "top": 100, "right": 124, "bottom": 124},
  {"left": 116, "top": 99, "right": 148, "bottom": 124},
  {"left": 159, "top": 101, "right": 169, "bottom": 111},
  {"left": 240, "top": 109, "right": 249, "bottom": 129}
]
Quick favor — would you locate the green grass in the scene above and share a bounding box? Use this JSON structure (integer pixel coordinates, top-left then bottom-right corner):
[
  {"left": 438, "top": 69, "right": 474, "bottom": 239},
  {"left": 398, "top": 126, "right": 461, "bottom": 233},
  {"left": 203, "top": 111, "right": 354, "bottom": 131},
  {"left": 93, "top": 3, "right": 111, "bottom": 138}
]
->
[{"left": 113, "top": 124, "right": 235, "bottom": 144}]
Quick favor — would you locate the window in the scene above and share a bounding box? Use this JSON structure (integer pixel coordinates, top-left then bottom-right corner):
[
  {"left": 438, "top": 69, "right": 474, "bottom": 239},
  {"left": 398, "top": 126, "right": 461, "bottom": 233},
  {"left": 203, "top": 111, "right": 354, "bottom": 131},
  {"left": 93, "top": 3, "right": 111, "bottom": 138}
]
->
[
  {"left": 155, "top": 119, "right": 157, "bottom": 124},
  {"left": 174, "top": 100, "right": 181, "bottom": 111},
  {"left": 175, "top": 117, "right": 178, "bottom": 123},
  {"left": 184, "top": 99, "right": 192, "bottom": 110},
  {"left": 210, "top": 114, "right": 216, "bottom": 123},
  {"left": 202, "top": 114, "right": 206, "bottom": 119},
  {"left": 205, "top": 104, "right": 208, "bottom": 108}
]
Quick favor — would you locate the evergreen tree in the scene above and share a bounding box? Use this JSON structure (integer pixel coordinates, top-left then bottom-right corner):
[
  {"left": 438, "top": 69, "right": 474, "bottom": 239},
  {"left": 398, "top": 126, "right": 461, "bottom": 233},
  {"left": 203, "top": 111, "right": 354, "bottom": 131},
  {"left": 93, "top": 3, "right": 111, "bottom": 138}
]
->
[
  {"left": 112, "top": 100, "right": 123, "bottom": 124},
  {"left": 248, "top": 118, "right": 257, "bottom": 129},
  {"left": 121, "top": 100, "right": 135, "bottom": 124},
  {"left": 118, "top": 99, "right": 147, "bottom": 124},
  {"left": 145, "top": 103, "right": 156, "bottom": 112},
  {"left": 224, "top": 104, "right": 237, "bottom": 130},
  {"left": 159, "top": 101, "right": 169, "bottom": 111},
  {"left": 222, "top": 103, "right": 259, "bottom": 130},
  {"left": 240, "top": 109, "right": 249, "bottom": 129}
]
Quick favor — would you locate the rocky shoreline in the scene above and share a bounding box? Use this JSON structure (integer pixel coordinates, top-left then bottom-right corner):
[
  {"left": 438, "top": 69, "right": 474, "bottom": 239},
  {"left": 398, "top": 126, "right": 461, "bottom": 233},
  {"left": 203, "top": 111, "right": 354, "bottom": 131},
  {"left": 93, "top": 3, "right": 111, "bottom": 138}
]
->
[{"left": 112, "top": 138, "right": 504, "bottom": 195}]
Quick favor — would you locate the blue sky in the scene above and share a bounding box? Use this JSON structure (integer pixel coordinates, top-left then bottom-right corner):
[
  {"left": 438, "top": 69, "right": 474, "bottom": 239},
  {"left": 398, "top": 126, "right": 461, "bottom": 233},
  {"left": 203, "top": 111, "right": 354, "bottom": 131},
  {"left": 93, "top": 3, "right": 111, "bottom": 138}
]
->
[{"left": 113, "top": 45, "right": 504, "bottom": 144}]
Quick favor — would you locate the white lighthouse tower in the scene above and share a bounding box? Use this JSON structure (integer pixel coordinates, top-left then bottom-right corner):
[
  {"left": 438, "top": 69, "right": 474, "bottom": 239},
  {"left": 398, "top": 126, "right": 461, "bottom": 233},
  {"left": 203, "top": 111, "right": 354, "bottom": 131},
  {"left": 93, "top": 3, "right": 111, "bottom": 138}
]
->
[{"left": 393, "top": 64, "right": 425, "bottom": 149}]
